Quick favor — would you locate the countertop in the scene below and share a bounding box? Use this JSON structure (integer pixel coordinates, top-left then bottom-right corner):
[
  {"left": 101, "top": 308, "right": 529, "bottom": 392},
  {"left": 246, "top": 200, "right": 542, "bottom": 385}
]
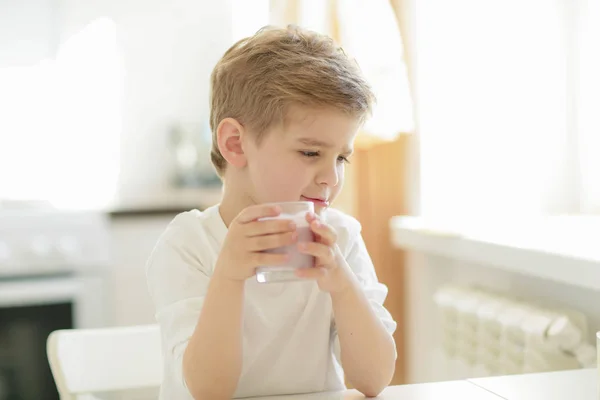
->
[{"left": 105, "top": 186, "right": 222, "bottom": 218}]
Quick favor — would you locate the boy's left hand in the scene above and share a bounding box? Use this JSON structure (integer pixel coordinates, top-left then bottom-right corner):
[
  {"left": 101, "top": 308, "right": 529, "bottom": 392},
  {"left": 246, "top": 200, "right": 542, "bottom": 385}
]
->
[{"left": 295, "top": 212, "right": 352, "bottom": 293}]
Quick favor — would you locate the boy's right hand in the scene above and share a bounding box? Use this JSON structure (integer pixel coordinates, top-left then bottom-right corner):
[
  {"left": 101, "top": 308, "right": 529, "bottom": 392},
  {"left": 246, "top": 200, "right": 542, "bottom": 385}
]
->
[{"left": 214, "top": 204, "right": 297, "bottom": 281}]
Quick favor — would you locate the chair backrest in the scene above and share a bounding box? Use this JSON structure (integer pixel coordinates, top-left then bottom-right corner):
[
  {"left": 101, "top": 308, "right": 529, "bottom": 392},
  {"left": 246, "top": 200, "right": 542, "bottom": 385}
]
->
[{"left": 47, "top": 324, "right": 163, "bottom": 399}]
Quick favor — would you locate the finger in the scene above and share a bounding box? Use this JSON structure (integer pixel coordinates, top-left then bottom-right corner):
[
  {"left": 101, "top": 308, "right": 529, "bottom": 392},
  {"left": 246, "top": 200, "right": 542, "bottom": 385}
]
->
[
  {"left": 246, "top": 231, "right": 298, "bottom": 252},
  {"left": 251, "top": 251, "right": 290, "bottom": 266},
  {"left": 294, "top": 267, "right": 327, "bottom": 280},
  {"left": 244, "top": 218, "right": 296, "bottom": 237},
  {"left": 309, "top": 219, "right": 337, "bottom": 246},
  {"left": 237, "top": 204, "right": 281, "bottom": 224},
  {"left": 305, "top": 211, "right": 318, "bottom": 224},
  {"left": 297, "top": 242, "right": 335, "bottom": 266}
]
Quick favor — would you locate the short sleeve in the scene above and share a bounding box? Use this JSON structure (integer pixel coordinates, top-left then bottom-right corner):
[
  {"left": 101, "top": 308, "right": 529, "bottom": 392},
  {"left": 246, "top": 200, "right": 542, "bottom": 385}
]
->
[
  {"left": 331, "top": 219, "right": 398, "bottom": 363},
  {"left": 145, "top": 213, "right": 212, "bottom": 393}
]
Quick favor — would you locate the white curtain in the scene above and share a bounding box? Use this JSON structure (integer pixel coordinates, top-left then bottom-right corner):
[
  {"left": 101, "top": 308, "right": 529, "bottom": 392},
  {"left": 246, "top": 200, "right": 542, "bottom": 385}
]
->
[
  {"left": 270, "top": 0, "right": 414, "bottom": 142},
  {"left": 413, "top": 0, "right": 600, "bottom": 220}
]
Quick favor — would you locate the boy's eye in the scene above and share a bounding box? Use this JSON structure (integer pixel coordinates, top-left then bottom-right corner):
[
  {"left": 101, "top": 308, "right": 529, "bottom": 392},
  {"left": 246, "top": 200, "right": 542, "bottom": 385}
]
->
[
  {"left": 300, "top": 151, "right": 350, "bottom": 164},
  {"left": 337, "top": 155, "right": 350, "bottom": 164}
]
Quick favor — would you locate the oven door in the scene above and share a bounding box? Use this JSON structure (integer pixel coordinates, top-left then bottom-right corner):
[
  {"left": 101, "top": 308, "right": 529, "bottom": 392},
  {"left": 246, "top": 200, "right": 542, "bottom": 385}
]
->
[{"left": 0, "top": 274, "right": 108, "bottom": 400}]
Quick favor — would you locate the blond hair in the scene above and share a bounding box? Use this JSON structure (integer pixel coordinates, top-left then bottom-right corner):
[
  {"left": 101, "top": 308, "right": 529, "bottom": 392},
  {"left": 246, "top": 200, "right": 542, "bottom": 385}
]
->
[{"left": 209, "top": 25, "right": 375, "bottom": 176}]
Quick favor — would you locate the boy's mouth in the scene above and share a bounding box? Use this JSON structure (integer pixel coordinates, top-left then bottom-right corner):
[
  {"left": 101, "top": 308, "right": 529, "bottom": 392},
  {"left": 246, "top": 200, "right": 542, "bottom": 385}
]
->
[{"left": 301, "top": 195, "right": 329, "bottom": 208}]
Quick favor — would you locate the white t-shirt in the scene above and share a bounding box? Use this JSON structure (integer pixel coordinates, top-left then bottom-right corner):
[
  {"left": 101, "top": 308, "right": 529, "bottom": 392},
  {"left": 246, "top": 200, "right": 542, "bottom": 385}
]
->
[{"left": 146, "top": 204, "right": 397, "bottom": 399}]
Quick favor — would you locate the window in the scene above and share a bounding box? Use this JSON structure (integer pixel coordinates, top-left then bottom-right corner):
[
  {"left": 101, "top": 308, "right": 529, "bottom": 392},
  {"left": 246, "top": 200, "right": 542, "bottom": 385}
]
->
[
  {"left": 415, "top": 0, "right": 600, "bottom": 219},
  {"left": 0, "top": 17, "right": 123, "bottom": 209},
  {"left": 575, "top": 0, "right": 600, "bottom": 213}
]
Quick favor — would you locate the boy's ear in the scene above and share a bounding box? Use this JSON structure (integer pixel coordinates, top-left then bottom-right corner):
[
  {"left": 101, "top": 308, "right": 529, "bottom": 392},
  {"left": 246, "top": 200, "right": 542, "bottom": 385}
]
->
[{"left": 216, "top": 117, "right": 247, "bottom": 168}]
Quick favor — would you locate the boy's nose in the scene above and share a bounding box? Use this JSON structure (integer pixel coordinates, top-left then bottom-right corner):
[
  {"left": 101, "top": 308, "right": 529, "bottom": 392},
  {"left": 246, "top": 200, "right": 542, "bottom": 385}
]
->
[{"left": 317, "top": 162, "right": 340, "bottom": 188}]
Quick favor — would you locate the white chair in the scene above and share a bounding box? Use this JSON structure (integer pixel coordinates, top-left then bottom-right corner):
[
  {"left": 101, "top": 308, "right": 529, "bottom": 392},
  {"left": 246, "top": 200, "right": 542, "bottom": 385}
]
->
[{"left": 47, "top": 324, "right": 163, "bottom": 399}]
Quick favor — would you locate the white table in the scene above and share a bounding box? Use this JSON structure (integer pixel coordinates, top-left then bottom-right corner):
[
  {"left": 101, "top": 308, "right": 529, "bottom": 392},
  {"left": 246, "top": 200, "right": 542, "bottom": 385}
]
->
[
  {"left": 468, "top": 368, "right": 598, "bottom": 400},
  {"left": 248, "top": 380, "right": 503, "bottom": 399},
  {"left": 88, "top": 369, "right": 597, "bottom": 399},
  {"left": 248, "top": 369, "right": 597, "bottom": 400}
]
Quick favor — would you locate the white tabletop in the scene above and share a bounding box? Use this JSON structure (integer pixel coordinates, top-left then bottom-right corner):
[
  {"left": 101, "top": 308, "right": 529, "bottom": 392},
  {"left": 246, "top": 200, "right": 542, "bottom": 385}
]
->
[
  {"left": 248, "top": 380, "right": 503, "bottom": 399},
  {"left": 89, "top": 368, "right": 597, "bottom": 399},
  {"left": 468, "top": 368, "right": 598, "bottom": 400},
  {"left": 248, "top": 369, "right": 597, "bottom": 400}
]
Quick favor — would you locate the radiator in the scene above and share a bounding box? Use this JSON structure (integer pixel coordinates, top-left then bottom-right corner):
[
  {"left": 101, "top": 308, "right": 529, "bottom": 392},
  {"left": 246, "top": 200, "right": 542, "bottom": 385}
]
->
[{"left": 433, "top": 284, "right": 597, "bottom": 381}]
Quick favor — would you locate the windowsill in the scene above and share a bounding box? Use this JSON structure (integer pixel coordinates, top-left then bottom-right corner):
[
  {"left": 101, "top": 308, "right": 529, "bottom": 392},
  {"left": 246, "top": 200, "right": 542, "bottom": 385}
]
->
[{"left": 390, "top": 216, "right": 600, "bottom": 291}]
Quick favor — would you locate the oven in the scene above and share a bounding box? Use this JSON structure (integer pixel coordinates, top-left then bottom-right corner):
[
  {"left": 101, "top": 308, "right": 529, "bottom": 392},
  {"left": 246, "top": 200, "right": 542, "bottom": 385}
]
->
[{"left": 0, "top": 209, "right": 112, "bottom": 400}]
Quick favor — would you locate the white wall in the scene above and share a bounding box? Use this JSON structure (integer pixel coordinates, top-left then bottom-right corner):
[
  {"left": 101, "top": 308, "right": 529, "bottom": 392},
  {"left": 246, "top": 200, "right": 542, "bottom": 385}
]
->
[
  {"left": 405, "top": 251, "right": 600, "bottom": 384},
  {"left": 59, "top": 0, "right": 233, "bottom": 204}
]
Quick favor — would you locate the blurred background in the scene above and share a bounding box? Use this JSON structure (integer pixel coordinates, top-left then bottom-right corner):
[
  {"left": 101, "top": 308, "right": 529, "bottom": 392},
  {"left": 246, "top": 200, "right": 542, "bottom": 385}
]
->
[{"left": 1, "top": 0, "right": 600, "bottom": 398}]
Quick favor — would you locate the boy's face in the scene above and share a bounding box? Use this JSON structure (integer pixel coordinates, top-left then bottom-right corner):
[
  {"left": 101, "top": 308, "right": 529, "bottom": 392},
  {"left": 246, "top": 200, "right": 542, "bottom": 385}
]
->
[{"left": 242, "top": 108, "right": 360, "bottom": 214}]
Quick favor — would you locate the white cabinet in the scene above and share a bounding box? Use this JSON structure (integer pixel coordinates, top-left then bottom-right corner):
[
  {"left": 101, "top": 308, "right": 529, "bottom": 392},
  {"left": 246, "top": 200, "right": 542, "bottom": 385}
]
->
[{"left": 109, "top": 214, "right": 174, "bottom": 327}]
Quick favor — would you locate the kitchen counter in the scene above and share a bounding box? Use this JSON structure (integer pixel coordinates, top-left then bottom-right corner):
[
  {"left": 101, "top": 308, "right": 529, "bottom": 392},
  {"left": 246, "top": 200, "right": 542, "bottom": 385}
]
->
[{"left": 106, "top": 186, "right": 222, "bottom": 218}]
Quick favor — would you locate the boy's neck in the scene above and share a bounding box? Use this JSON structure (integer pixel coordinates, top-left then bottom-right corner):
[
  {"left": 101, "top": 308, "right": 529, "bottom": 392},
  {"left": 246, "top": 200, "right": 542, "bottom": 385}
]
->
[{"left": 218, "top": 179, "right": 254, "bottom": 227}]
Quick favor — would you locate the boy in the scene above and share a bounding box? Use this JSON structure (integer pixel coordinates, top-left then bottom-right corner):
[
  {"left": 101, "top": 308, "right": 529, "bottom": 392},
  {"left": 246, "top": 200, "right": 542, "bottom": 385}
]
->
[{"left": 146, "top": 25, "right": 397, "bottom": 400}]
